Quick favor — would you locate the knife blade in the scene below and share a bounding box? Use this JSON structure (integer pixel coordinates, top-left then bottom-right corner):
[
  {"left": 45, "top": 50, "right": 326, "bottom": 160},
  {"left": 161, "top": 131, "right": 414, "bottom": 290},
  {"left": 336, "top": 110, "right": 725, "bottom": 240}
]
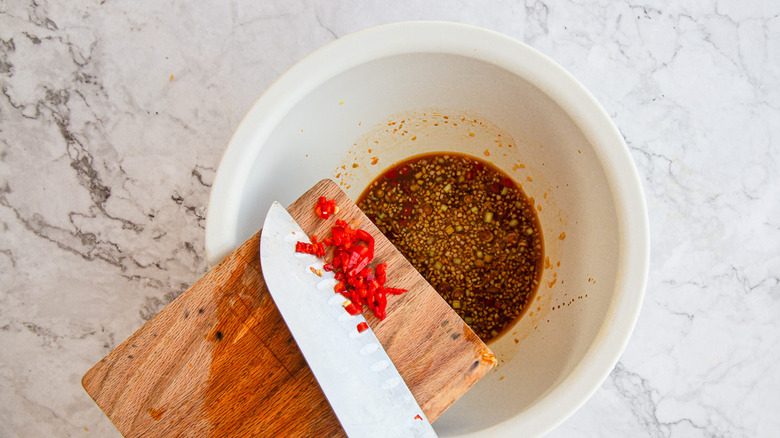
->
[{"left": 260, "top": 201, "right": 437, "bottom": 438}]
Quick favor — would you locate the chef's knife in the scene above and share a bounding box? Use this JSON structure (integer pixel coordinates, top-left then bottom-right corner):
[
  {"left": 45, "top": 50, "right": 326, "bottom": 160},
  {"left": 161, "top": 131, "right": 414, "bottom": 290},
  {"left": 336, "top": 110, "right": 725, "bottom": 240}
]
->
[{"left": 260, "top": 201, "right": 437, "bottom": 438}]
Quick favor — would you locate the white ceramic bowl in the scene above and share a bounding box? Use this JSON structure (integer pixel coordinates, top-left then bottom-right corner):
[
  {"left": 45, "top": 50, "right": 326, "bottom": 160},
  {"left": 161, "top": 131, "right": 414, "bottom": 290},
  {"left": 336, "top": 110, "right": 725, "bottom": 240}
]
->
[{"left": 206, "top": 21, "right": 649, "bottom": 437}]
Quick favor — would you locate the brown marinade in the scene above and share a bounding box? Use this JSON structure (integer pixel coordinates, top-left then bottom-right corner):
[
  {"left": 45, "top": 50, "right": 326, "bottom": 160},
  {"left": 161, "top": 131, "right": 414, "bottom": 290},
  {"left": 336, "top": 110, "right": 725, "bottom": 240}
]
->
[{"left": 357, "top": 153, "right": 543, "bottom": 342}]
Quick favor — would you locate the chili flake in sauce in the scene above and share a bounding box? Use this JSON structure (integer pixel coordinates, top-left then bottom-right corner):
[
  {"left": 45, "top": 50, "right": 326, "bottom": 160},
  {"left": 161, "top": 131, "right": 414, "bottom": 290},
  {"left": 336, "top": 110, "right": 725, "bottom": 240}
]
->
[{"left": 357, "top": 153, "right": 543, "bottom": 342}]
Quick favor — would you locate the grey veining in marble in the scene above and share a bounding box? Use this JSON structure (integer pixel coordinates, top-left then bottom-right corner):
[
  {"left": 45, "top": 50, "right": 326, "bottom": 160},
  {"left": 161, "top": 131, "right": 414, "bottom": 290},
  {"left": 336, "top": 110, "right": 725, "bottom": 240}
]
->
[{"left": 1, "top": 1, "right": 778, "bottom": 437}]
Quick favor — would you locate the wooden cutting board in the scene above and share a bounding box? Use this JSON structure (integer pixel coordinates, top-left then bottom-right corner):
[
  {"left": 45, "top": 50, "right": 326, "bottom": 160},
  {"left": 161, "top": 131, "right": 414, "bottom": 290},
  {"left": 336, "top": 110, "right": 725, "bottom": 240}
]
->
[{"left": 82, "top": 179, "right": 495, "bottom": 437}]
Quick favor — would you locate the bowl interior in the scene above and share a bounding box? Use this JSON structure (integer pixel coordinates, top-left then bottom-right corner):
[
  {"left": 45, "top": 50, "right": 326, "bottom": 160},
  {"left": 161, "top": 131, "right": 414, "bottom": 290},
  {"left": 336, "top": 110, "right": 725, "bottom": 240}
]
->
[{"left": 206, "top": 22, "right": 647, "bottom": 438}]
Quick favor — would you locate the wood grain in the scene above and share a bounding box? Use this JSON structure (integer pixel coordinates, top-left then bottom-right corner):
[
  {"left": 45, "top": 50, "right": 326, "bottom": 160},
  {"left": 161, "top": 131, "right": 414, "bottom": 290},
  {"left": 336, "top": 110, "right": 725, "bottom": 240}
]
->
[{"left": 82, "top": 179, "right": 495, "bottom": 437}]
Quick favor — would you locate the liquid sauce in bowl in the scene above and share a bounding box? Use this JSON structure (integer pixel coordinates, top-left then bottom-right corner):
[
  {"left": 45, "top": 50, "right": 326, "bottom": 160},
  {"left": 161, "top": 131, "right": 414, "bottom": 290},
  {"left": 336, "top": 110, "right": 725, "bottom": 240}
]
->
[{"left": 357, "top": 153, "right": 543, "bottom": 342}]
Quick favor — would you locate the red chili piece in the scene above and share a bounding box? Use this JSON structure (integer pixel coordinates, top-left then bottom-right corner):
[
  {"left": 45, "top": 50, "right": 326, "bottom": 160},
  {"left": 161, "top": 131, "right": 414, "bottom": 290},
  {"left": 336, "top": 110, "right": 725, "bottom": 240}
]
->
[
  {"left": 315, "top": 196, "right": 338, "bottom": 219},
  {"left": 356, "top": 322, "right": 369, "bottom": 333},
  {"left": 294, "top": 235, "right": 325, "bottom": 257},
  {"left": 294, "top": 198, "right": 410, "bottom": 321},
  {"left": 344, "top": 301, "right": 363, "bottom": 316}
]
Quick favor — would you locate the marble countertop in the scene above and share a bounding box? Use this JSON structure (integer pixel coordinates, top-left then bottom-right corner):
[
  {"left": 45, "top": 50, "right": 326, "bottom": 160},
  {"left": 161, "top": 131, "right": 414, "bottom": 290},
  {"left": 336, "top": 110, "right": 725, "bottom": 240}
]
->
[{"left": 1, "top": 1, "right": 778, "bottom": 436}]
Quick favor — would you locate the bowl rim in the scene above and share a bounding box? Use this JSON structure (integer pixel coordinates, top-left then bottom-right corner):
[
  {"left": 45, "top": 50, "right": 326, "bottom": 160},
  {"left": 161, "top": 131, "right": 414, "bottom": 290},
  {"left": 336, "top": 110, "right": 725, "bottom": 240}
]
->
[{"left": 205, "top": 21, "right": 649, "bottom": 437}]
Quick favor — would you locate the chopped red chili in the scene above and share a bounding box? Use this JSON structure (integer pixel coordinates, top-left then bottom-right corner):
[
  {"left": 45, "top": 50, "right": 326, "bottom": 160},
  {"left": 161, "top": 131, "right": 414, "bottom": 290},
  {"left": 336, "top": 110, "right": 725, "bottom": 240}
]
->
[
  {"left": 356, "top": 322, "right": 369, "bottom": 333},
  {"left": 295, "top": 197, "right": 410, "bottom": 321},
  {"left": 344, "top": 301, "right": 363, "bottom": 315},
  {"left": 315, "top": 196, "right": 338, "bottom": 219},
  {"left": 294, "top": 241, "right": 317, "bottom": 255},
  {"left": 294, "top": 236, "right": 325, "bottom": 257},
  {"left": 375, "top": 263, "right": 387, "bottom": 284}
]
